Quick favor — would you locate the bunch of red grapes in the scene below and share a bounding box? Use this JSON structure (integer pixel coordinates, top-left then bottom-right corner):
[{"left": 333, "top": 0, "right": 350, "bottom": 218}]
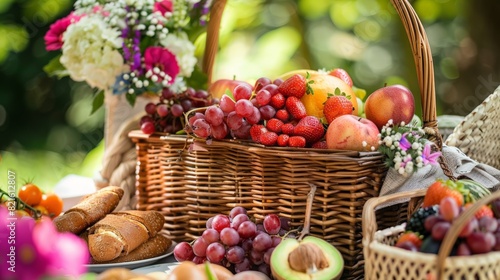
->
[
  {"left": 173, "top": 206, "right": 292, "bottom": 277},
  {"left": 187, "top": 77, "right": 282, "bottom": 140},
  {"left": 140, "top": 87, "right": 216, "bottom": 134}
]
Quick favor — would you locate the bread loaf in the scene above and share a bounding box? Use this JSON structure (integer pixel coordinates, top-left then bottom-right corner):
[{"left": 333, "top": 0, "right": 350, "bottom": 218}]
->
[
  {"left": 88, "top": 210, "right": 165, "bottom": 262},
  {"left": 54, "top": 186, "right": 124, "bottom": 234},
  {"left": 90, "top": 234, "right": 172, "bottom": 264}
]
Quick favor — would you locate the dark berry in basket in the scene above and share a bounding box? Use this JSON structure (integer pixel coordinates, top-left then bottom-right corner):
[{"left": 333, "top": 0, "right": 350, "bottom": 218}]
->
[
  {"left": 419, "top": 236, "right": 441, "bottom": 254},
  {"left": 405, "top": 205, "right": 439, "bottom": 236}
]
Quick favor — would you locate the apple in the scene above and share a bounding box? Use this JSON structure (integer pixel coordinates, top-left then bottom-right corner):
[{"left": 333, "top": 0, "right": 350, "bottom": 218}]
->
[
  {"left": 326, "top": 115, "right": 380, "bottom": 151},
  {"left": 364, "top": 84, "right": 415, "bottom": 129},
  {"left": 208, "top": 79, "right": 253, "bottom": 100}
]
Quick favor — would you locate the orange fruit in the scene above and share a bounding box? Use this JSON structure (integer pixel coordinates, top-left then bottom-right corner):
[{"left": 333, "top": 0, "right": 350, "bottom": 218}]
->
[
  {"left": 300, "top": 73, "right": 358, "bottom": 122},
  {"left": 396, "top": 231, "right": 422, "bottom": 248},
  {"left": 18, "top": 183, "right": 43, "bottom": 206},
  {"left": 39, "top": 193, "right": 63, "bottom": 218}
]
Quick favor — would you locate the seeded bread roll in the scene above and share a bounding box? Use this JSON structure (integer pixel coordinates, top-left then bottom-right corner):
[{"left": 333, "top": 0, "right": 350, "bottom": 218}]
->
[
  {"left": 54, "top": 186, "right": 124, "bottom": 234},
  {"left": 90, "top": 234, "right": 172, "bottom": 264},
  {"left": 88, "top": 210, "right": 165, "bottom": 262}
]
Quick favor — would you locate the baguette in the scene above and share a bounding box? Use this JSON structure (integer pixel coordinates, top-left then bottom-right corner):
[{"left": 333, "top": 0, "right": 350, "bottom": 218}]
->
[
  {"left": 54, "top": 186, "right": 124, "bottom": 234},
  {"left": 90, "top": 234, "right": 172, "bottom": 264},
  {"left": 88, "top": 210, "right": 165, "bottom": 262}
]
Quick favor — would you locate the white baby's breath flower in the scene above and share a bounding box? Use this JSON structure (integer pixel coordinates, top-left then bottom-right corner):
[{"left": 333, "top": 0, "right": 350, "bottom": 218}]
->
[
  {"left": 411, "top": 142, "right": 420, "bottom": 150},
  {"left": 390, "top": 145, "right": 395, "bottom": 150},
  {"left": 60, "top": 16, "right": 125, "bottom": 91},
  {"left": 405, "top": 164, "right": 413, "bottom": 174},
  {"left": 388, "top": 119, "right": 394, "bottom": 125},
  {"left": 383, "top": 136, "right": 393, "bottom": 146},
  {"left": 362, "top": 141, "right": 368, "bottom": 147},
  {"left": 395, "top": 162, "right": 401, "bottom": 170},
  {"left": 398, "top": 167, "right": 405, "bottom": 175}
]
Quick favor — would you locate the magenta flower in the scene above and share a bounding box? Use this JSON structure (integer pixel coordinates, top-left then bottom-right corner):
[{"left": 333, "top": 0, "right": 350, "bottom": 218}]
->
[
  {"left": 398, "top": 133, "right": 411, "bottom": 151},
  {"left": 144, "top": 46, "right": 180, "bottom": 84},
  {"left": 154, "top": 0, "right": 173, "bottom": 15},
  {"left": 0, "top": 209, "right": 89, "bottom": 280},
  {"left": 44, "top": 13, "right": 82, "bottom": 51},
  {"left": 34, "top": 217, "right": 89, "bottom": 277},
  {"left": 422, "top": 143, "right": 441, "bottom": 165},
  {"left": 0, "top": 208, "right": 50, "bottom": 280}
]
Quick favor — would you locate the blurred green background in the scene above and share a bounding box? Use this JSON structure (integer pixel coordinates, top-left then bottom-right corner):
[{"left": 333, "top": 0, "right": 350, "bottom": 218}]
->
[{"left": 1, "top": 0, "right": 499, "bottom": 191}]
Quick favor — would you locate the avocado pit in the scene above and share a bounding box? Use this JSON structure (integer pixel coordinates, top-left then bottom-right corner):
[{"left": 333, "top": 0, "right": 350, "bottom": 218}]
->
[{"left": 288, "top": 243, "right": 329, "bottom": 274}]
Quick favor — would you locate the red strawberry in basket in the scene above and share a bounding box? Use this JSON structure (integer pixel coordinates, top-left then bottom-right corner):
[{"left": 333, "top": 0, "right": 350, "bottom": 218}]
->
[
  {"left": 278, "top": 74, "right": 307, "bottom": 98},
  {"left": 329, "top": 68, "right": 353, "bottom": 87},
  {"left": 293, "top": 116, "right": 325, "bottom": 144},
  {"left": 285, "top": 97, "right": 307, "bottom": 120},
  {"left": 422, "top": 179, "right": 464, "bottom": 207},
  {"left": 288, "top": 136, "right": 306, "bottom": 148},
  {"left": 250, "top": 124, "right": 267, "bottom": 144},
  {"left": 260, "top": 131, "right": 278, "bottom": 146}
]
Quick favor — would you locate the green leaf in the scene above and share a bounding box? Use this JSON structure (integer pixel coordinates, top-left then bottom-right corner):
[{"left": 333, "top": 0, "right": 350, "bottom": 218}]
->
[
  {"left": 125, "top": 93, "right": 137, "bottom": 107},
  {"left": 43, "top": 55, "right": 69, "bottom": 79},
  {"left": 91, "top": 91, "right": 104, "bottom": 114},
  {"left": 224, "top": 88, "right": 235, "bottom": 101}
]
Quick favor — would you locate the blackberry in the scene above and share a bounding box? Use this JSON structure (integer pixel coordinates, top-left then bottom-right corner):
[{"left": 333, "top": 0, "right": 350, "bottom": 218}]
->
[{"left": 405, "top": 205, "right": 439, "bottom": 236}]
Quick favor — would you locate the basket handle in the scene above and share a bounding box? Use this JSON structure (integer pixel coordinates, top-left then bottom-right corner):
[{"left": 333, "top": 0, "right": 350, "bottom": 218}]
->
[
  {"left": 435, "top": 190, "right": 500, "bottom": 279},
  {"left": 202, "top": 0, "right": 227, "bottom": 85},
  {"left": 203, "top": 0, "right": 440, "bottom": 141},
  {"left": 361, "top": 188, "right": 427, "bottom": 245}
]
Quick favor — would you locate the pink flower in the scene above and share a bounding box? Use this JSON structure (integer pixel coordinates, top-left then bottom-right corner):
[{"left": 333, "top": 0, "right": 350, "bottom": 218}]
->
[
  {"left": 144, "top": 46, "right": 180, "bottom": 84},
  {"left": 34, "top": 217, "right": 89, "bottom": 277},
  {"left": 93, "top": 5, "right": 110, "bottom": 17},
  {"left": 44, "top": 13, "right": 82, "bottom": 51},
  {"left": 154, "top": 0, "right": 173, "bottom": 15},
  {"left": 422, "top": 143, "right": 441, "bottom": 165},
  {"left": 0, "top": 209, "right": 50, "bottom": 280},
  {"left": 398, "top": 133, "right": 411, "bottom": 151}
]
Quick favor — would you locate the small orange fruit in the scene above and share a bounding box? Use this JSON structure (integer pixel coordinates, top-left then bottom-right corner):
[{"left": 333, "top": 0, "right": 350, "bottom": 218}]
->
[
  {"left": 39, "top": 193, "right": 63, "bottom": 218},
  {"left": 396, "top": 231, "right": 423, "bottom": 248},
  {"left": 18, "top": 183, "right": 43, "bottom": 206}
]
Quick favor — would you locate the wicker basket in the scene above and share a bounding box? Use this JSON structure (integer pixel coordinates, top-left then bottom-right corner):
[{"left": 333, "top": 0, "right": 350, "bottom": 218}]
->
[
  {"left": 128, "top": 0, "right": 442, "bottom": 278},
  {"left": 362, "top": 188, "right": 500, "bottom": 280}
]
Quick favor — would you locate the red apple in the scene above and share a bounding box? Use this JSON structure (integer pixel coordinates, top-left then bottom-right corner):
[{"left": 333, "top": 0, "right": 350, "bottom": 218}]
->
[
  {"left": 208, "top": 79, "right": 253, "bottom": 100},
  {"left": 364, "top": 84, "right": 415, "bottom": 129},
  {"left": 326, "top": 115, "right": 380, "bottom": 151}
]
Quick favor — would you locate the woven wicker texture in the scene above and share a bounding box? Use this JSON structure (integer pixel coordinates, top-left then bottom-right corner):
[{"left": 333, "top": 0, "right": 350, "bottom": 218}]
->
[
  {"left": 127, "top": 0, "right": 445, "bottom": 279},
  {"left": 363, "top": 189, "right": 500, "bottom": 280},
  {"left": 130, "top": 132, "right": 387, "bottom": 278},
  {"left": 446, "top": 86, "right": 500, "bottom": 170}
]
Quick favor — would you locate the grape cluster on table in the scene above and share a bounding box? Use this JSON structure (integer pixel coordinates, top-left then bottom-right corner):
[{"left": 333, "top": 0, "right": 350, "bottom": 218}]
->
[
  {"left": 173, "top": 206, "right": 292, "bottom": 277},
  {"left": 140, "top": 87, "right": 216, "bottom": 134}
]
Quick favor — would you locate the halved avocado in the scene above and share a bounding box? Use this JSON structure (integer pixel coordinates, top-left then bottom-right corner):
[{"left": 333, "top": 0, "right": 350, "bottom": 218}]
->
[{"left": 270, "top": 236, "right": 344, "bottom": 280}]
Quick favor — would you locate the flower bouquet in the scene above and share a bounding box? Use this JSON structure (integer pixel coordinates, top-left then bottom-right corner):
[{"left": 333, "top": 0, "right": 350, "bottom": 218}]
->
[{"left": 44, "top": 0, "right": 216, "bottom": 137}]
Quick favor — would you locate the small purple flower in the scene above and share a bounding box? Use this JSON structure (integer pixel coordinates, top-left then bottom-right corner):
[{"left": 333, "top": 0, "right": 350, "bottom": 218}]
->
[
  {"left": 422, "top": 143, "right": 441, "bottom": 165},
  {"left": 398, "top": 133, "right": 411, "bottom": 151}
]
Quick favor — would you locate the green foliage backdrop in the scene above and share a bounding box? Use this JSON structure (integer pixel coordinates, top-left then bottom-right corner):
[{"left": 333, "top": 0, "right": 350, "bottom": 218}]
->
[{"left": 0, "top": 0, "right": 498, "bottom": 189}]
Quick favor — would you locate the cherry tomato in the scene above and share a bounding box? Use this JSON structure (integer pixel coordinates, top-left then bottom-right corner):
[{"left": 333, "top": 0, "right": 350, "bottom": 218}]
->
[
  {"left": 18, "top": 183, "right": 43, "bottom": 206},
  {"left": 33, "top": 205, "right": 49, "bottom": 217},
  {"left": 15, "top": 209, "right": 31, "bottom": 217},
  {"left": 39, "top": 193, "right": 63, "bottom": 218}
]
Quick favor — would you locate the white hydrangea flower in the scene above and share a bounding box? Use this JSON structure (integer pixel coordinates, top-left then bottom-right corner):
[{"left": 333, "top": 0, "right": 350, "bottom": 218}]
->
[
  {"left": 60, "top": 16, "right": 125, "bottom": 91},
  {"left": 160, "top": 32, "right": 197, "bottom": 77}
]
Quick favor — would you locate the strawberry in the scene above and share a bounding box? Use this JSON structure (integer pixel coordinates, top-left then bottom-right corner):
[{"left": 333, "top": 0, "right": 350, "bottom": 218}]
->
[
  {"left": 260, "top": 131, "right": 278, "bottom": 146},
  {"left": 329, "top": 68, "right": 353, "bottom": 87},
  {"left": 266, "top": 118, "right": 284, "bottom": 133},
  {"left": 464, "top": 203, "right": 494, "bottom": 219},
  {"left": 250, "top": 124, "right": 267, "bottom": 144},
  {"left": 311, "top": 141, "right": 328, "bottom": 149},
  {"left": 285, "top": 97, "right": 307, "bottom": 120},
  {"left": 281, "top": 123, "right": 295, "bottom": 135},
  {"left": 422, "top": 179, "right": 464, "bottom": 207},
  {"left": 288, "top": 136, "right": 306, "bottom": 148},
  {"left": 275, "top": 109, "right": 290, "bottom": 122},
  {"left": 277, "top": 134, "right": 290, "bottom": 147},
  {"left": 396, "top": 231, "right": 423, "bottom": 248},
  {"left": 293, "top": 116, "right": 325, "bottom": 144},
  {"left": 270, "top": 93, "right": 286, "bottom": 109},
  {"left": 323, "top": 95, "right": 354, "bottom": 124},
  {"left": 278, "top": 74, "right": 307, "bottom": 98}
]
